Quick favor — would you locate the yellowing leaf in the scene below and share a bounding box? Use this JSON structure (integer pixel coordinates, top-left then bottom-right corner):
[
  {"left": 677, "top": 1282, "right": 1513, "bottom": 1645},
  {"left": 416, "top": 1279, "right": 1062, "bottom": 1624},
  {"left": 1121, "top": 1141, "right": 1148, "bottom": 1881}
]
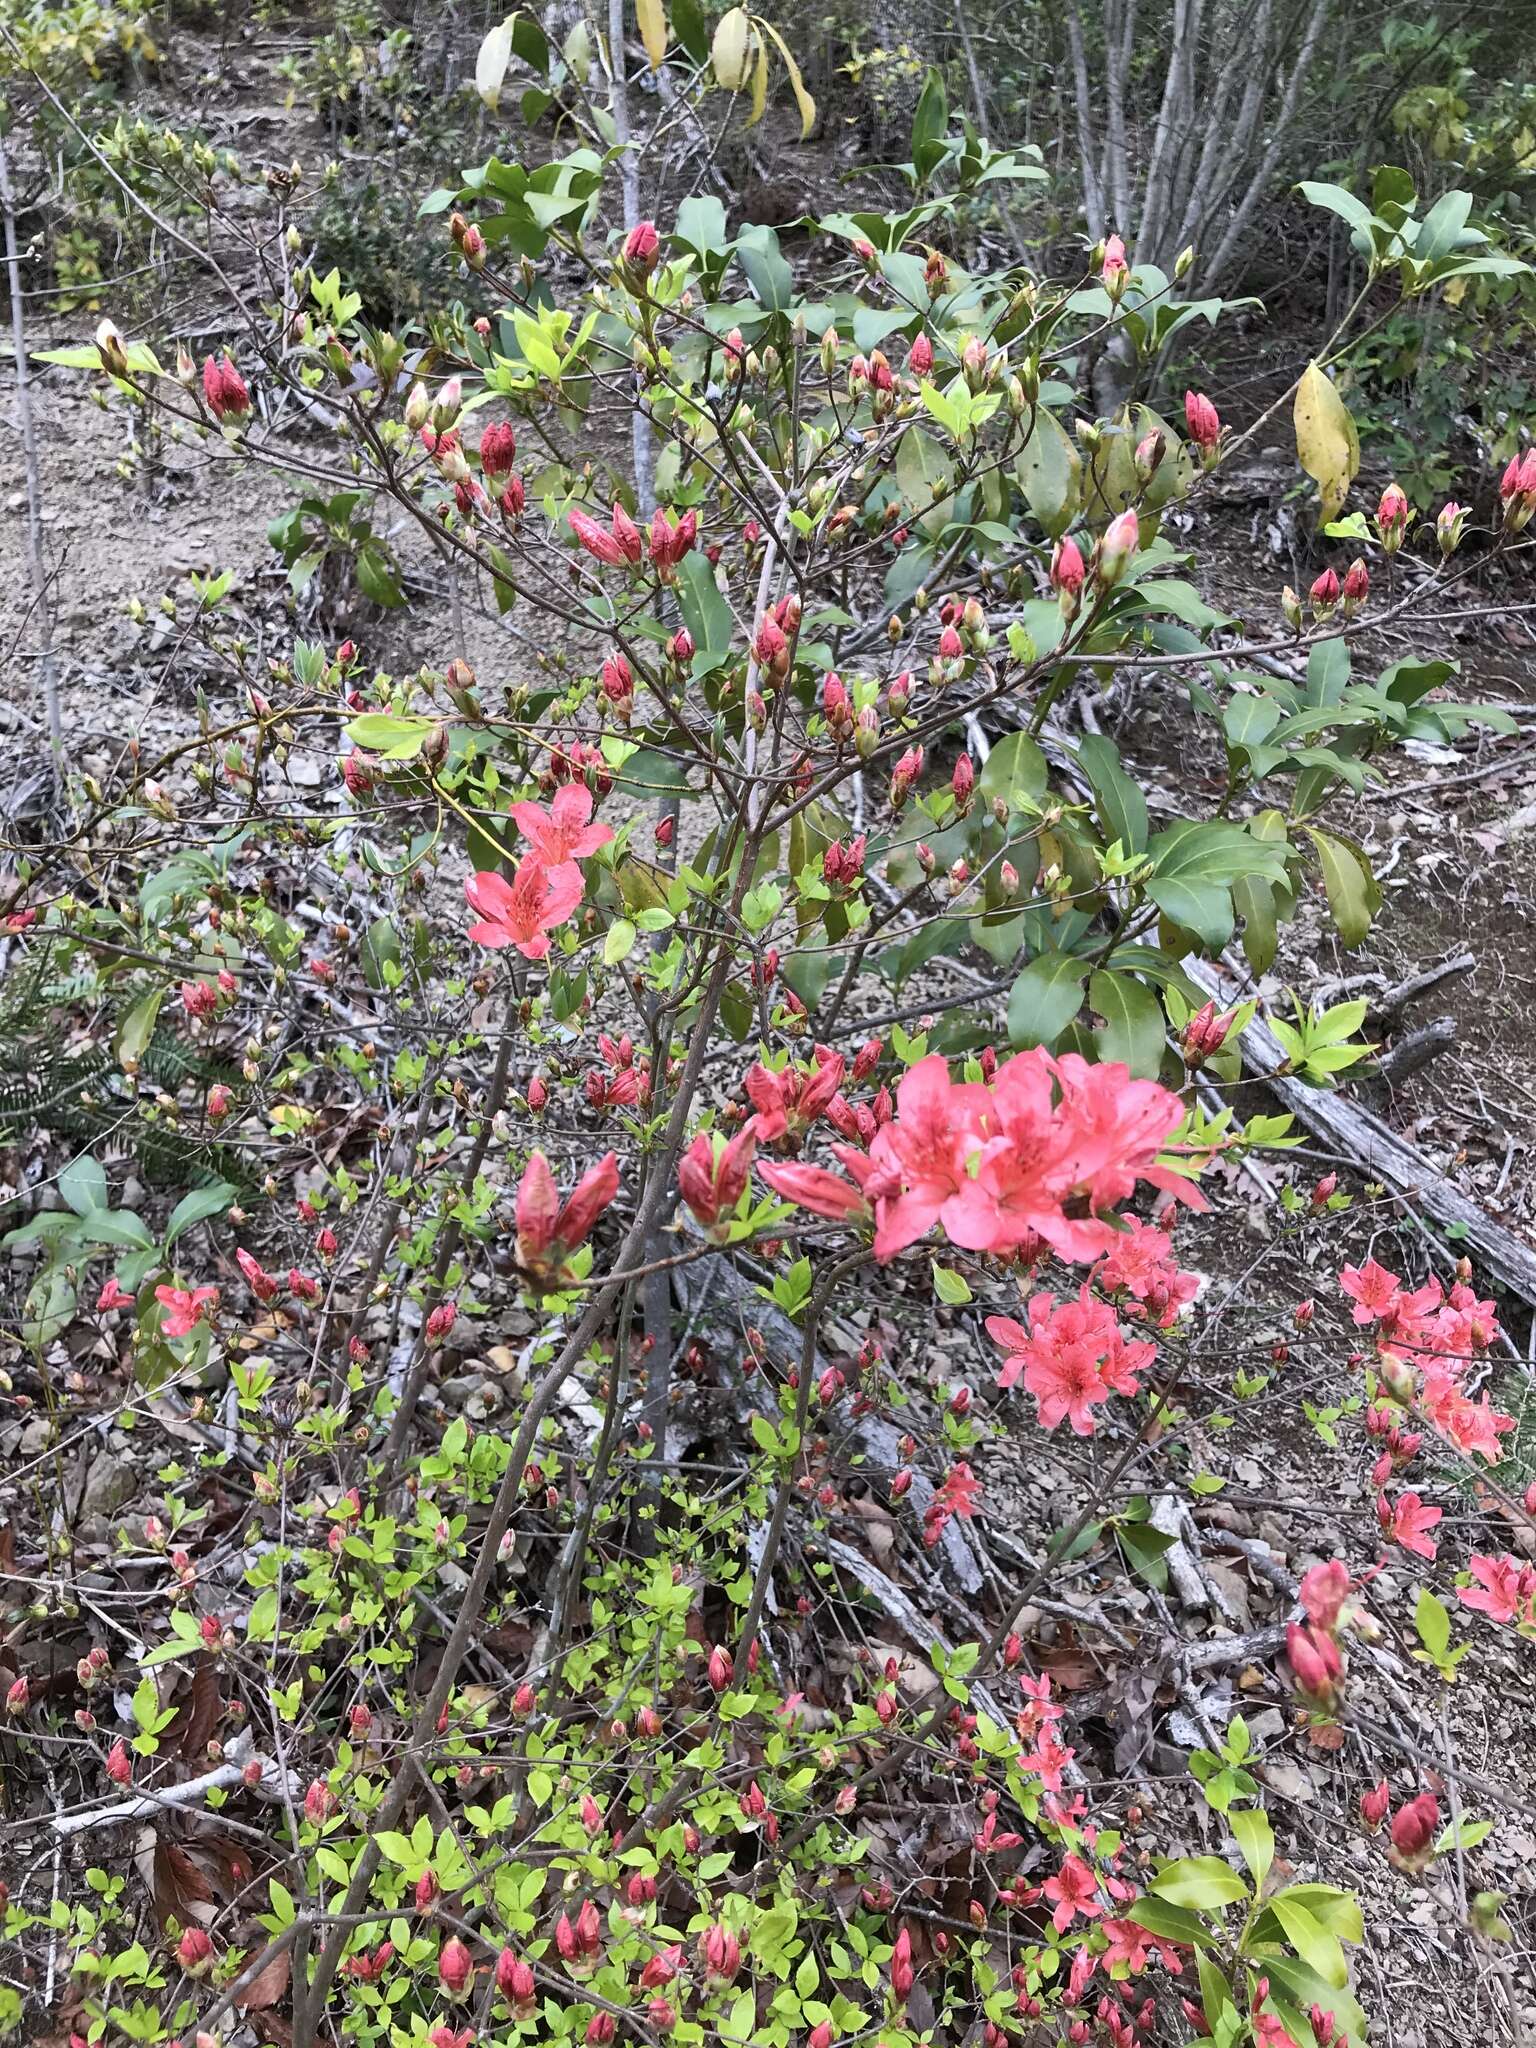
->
[
  {"left": 1294, "top": 362, "right": 1359, "bottom": 523},
  {"left": 758, "top": 18, "right": 817, "bottom": 138},
  {"left": 748, "top": 29, "right": 768, "bottom": 126},
  {"left": 711, "top": 5, "right": 753, "bottom": 89},
  {"left": 636, "top": 0, "right": 668, "bottom": 69},
  {"left": 475, "top": 17, "right": 514, "bottom": 110}
]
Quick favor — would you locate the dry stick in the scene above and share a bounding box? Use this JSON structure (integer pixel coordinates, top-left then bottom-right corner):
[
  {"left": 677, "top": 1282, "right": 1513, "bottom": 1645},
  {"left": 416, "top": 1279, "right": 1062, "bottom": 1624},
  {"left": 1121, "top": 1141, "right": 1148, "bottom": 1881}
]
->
[
  {"left": 294, "top": 864, "right": 759, "bottom": 2039},
  {"left": 0, "top": 129, "right": 61, "bottom": 774}
]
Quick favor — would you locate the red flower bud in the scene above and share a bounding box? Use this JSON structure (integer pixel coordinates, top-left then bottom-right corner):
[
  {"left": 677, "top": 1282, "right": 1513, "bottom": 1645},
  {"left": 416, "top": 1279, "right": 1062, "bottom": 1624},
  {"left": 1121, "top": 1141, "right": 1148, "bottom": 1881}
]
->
[
  {"left": 891, "top": 1927, "right": 914, "bottom": 2003},
  {"left": 1360, "top": 1779, "right": 1391, "bottom": 1830},
  {"left": 706, "top": 1644, "right": 733, "bottom": 1692},
  {"left": 700, "top": 1923, "right": 741, "bottom": 1984},
  {"left": 1184, "top": 389, "right": 1221, "bottom": 453},
  {"left": 177, "top": 1926, "right": 215, "bottom": 1975},
  {"left": 1388, "top": 1791, "right": 1438, "bottom": 1867},
  {"left": 622, "top": 220, "right": 661, "bottom": 277},
  {"left": 438, "top": 1935, "right": 475, "bottom": 1998}
]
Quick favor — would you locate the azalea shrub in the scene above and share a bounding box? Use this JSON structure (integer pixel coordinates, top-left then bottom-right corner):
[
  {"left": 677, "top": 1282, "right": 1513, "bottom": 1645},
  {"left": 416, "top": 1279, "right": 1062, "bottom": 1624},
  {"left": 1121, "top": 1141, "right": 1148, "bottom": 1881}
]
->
[{"left": 5, "top": 38, "right": 1536, "bottom": 2048}]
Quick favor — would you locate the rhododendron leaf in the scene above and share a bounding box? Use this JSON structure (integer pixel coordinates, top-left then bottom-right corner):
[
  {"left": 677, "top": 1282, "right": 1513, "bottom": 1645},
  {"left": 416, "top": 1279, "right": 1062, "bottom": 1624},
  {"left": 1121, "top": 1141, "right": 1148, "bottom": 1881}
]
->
[
  {"left": 345, "top": 713, "right": 436, "bottom": 760},
  {"left": 603, "top": 918, "right": 637, "bottom": 965},
  {"left": 1006, "top": 954, "right": 1088, "bottom": 1049},
  {"left": 931, "top": 1263, "right": 972, "bottom": 1305},
  {"left": 977, "top": 731, "right": 1049, "bottom": 809},
  {"left": 1088, "top": 970, "right": 1163, "bottom": 1079},
  {"left": 1267, "top": 1895, "right": 1348, "bottom": 1989},
  {"left": 636, "top": 0, "right": 668, "bottom": 69},
  {"left": 1149, "top": 1857, "right": 1249, "bottom": 1909},
  {"left": 1014, "top": 406, "right": 1081, "bottom": 538},
  {"left": 1414, "top": 1586, "right": 1451, "bottom": 1660},
  {"left": 1233, "top": 874, "right": 1278, "bottom": 975},
  {"left": 1077, "top": 734, "right": 1148, "bottom": 855},
  {"left": 670, "top": 0, "right": 708, "bottom": 62},
  {"left": 1230, "top": 1806, "right": 1274, "bottom": 1888},
  {"left": 1146, "top": 878, "right": 1233, "bottom": 950},
  {"left": 708, "top": 1, "right": 752, "bottom": 82},
  {"left": 1305, "top": 827, "right": 1379, "bottom": 948},
  {"left": 1125, "top": 1899, "right": 1216, "bottom": 1948},
  {"left": 1294, "top": 362, "right": 1359, "bottom": 522},
  {"left": 1119, "top": 1521, "right": 1175, "bottom": 1588},
  {"left": 59, "top": 1154, "right": 109, "bottom": 1217}
]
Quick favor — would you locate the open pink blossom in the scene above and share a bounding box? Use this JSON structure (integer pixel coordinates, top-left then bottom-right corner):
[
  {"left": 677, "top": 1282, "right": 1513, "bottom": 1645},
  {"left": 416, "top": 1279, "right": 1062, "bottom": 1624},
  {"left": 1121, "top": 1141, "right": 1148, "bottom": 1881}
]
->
[
  {"left": 1043, "top": 1853, "right": 1102, "bottom": 1932},
  {"left": 154, "top": 1284, "right": 219, "bottom": 1339},
  {"left": 507, "top": 782, "right": 614, "bottom": 865},
  {"left": 465, "top": 856, "right": 584, "bottom": 959},
  {"left": 1376, "top": 1489, "right": 1441, "bottom": 1561},
  {"left": 1459, "top": 1553, "right": 1536, "bottom": 1627}
]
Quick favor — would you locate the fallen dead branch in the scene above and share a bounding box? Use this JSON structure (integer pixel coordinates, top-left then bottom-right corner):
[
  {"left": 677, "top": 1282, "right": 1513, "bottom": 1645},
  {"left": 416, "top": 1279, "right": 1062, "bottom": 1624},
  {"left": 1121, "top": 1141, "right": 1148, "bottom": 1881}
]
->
[{"left": 1186, "top": 958, "right": 1536, "bottom": 1308}]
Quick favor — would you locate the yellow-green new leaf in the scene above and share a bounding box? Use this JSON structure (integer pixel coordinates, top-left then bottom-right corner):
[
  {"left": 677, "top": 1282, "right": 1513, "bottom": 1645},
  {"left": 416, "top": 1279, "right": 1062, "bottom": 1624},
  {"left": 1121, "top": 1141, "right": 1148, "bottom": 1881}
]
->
[
  {"left": 747, "top": 29, "right": 768, "bottom": 125},
  {"left": 1294, "top": 363, "right": 1359, "bottom": 522},
  {"left": 711, "top": 5, "right": 753, "bottom": 88},
  {"left": 476, "top": 16, "right": 515, "bottom": 110},
  {"left": 758, "top": 18, "right": 817, "bottom": 137},
  {"left": 636, "top": 0, "right": 668, "bottom": 69}
]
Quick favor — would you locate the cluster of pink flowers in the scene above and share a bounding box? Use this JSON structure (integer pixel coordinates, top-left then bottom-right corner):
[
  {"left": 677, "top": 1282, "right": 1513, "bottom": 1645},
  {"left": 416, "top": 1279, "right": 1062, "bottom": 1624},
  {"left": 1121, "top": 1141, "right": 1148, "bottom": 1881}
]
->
[
  {"left": 986, "top": 1290, "right": 1156, "bottom": 1436},
  {"left": 758, "top": 1049, "right": 1201, "bottom": 1268},
  {"left": 464, "top": 782, "right": 613, "bottom": 960},
  {"left": 1014, "top": 1670, "right": 1076, "bottom": 1798},
  {"left": 1338, "top": 1257, "right": 1512, "bottom": 1463}
]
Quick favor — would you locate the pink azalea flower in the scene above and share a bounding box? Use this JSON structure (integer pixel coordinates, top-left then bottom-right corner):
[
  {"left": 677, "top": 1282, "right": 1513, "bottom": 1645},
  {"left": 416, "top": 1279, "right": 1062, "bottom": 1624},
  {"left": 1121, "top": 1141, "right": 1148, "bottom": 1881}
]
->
[
  {"left": 1376, "top": 1489, "right": 1441, "bottom": 1560},
  {"left": 465, "top": 856, "right": 584, "bottom": 959},
  {"left": 1339, "top": 1257, "right": 1402, "bottom": 1324},
  {"left": 154, "top": 1283, "right": 219, "bottom": 1339},
  {"left": 1459, "top": 1553, "right": 1535, "bottom": 1627},
  {"left": 507, "top": 782, "right": 614, "bottom": 865},
  {"left": 1043, "top": 1853, "right": 1102, "bottom": 1932}
]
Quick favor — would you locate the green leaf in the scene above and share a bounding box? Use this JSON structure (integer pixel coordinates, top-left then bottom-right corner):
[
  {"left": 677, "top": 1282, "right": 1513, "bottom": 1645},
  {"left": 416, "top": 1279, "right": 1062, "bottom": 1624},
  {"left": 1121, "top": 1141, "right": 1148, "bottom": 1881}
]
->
[
  {"left": 1304, "top": 827, "right": 1379, "bottom": 947},
  {"left": 1015, "top": 407, "right": 1082, "bottom": 538},
  {"left": 1126, "top": 1899, "right": 1217, "bottom": 1948},
  {"left": 360, "top": 917, "right": 402, "bottom": 990},
  {"left": 59, "top": 1155, "right": 109, "bottom": 1217},
  {"left": 604, "top": 917, "right": 638, "bottom": 965},
  {"left": 1145, "top": 877, "right": 1234, "bottom": 949},
  {"left": 1415, "top": 188, "right": 1472, "bottom": 262},
  {"left": 895, "top": 426, "right": 954, "bottom": 536},
  {"left": 1268, "top": 1893, "right": 1347, "bottom": 1989},
  {"left": 164, "top": 1181, "right": 238, "bottom": 1250},
  {"left": 1007, "top": 954, "right": 1088, "bottom": 1049},
  {"left": 1415, "top": 1586, "right": 1450, "bottom": 1661},
  {"left": 735, "top": 225, "right": 794, "bottom": 311},
  {"left": 1149, "top": 1856, "right": 1250, "bottom": 1910},
  {"left": 355, "top": 544, "right": 405, "bottom": 609},
  {"left": 978, "top": 730, "right": 1048, "bottom": 806},
  {"left": 676, "top": 549, "right": 735, "bottom": 665},
  {"left": 1296, "top": 180, "right": 1377, "bottom": 239},
  {"left": 77, "top": 1211, "right": 156, "bottom": 1251},
  {"left": 1088, "top": 969, "right": 1164, "bottom": 1077},
  {"left": 931, "top": 1263, "right": 972, "bottom": 1305},
  {"left": 345, "top": 713, "right": 436, "bottom": 760},
  {"left": 1231, "top": 1806, "right": 1274, "bottom": 1888},
  {"left": 1077, "top": 733, "right": 1148, "bottom": 854},
  {"left": 116, "top": 987, "right": 166, "bottom": 1067}
]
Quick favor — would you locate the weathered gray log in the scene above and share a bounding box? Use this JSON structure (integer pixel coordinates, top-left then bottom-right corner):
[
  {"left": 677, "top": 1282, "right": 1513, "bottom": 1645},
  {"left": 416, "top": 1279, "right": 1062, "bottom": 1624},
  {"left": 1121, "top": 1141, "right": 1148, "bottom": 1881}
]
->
[{"left": 1185, "top": 959, "right": 1536, "bottom": 1307}]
